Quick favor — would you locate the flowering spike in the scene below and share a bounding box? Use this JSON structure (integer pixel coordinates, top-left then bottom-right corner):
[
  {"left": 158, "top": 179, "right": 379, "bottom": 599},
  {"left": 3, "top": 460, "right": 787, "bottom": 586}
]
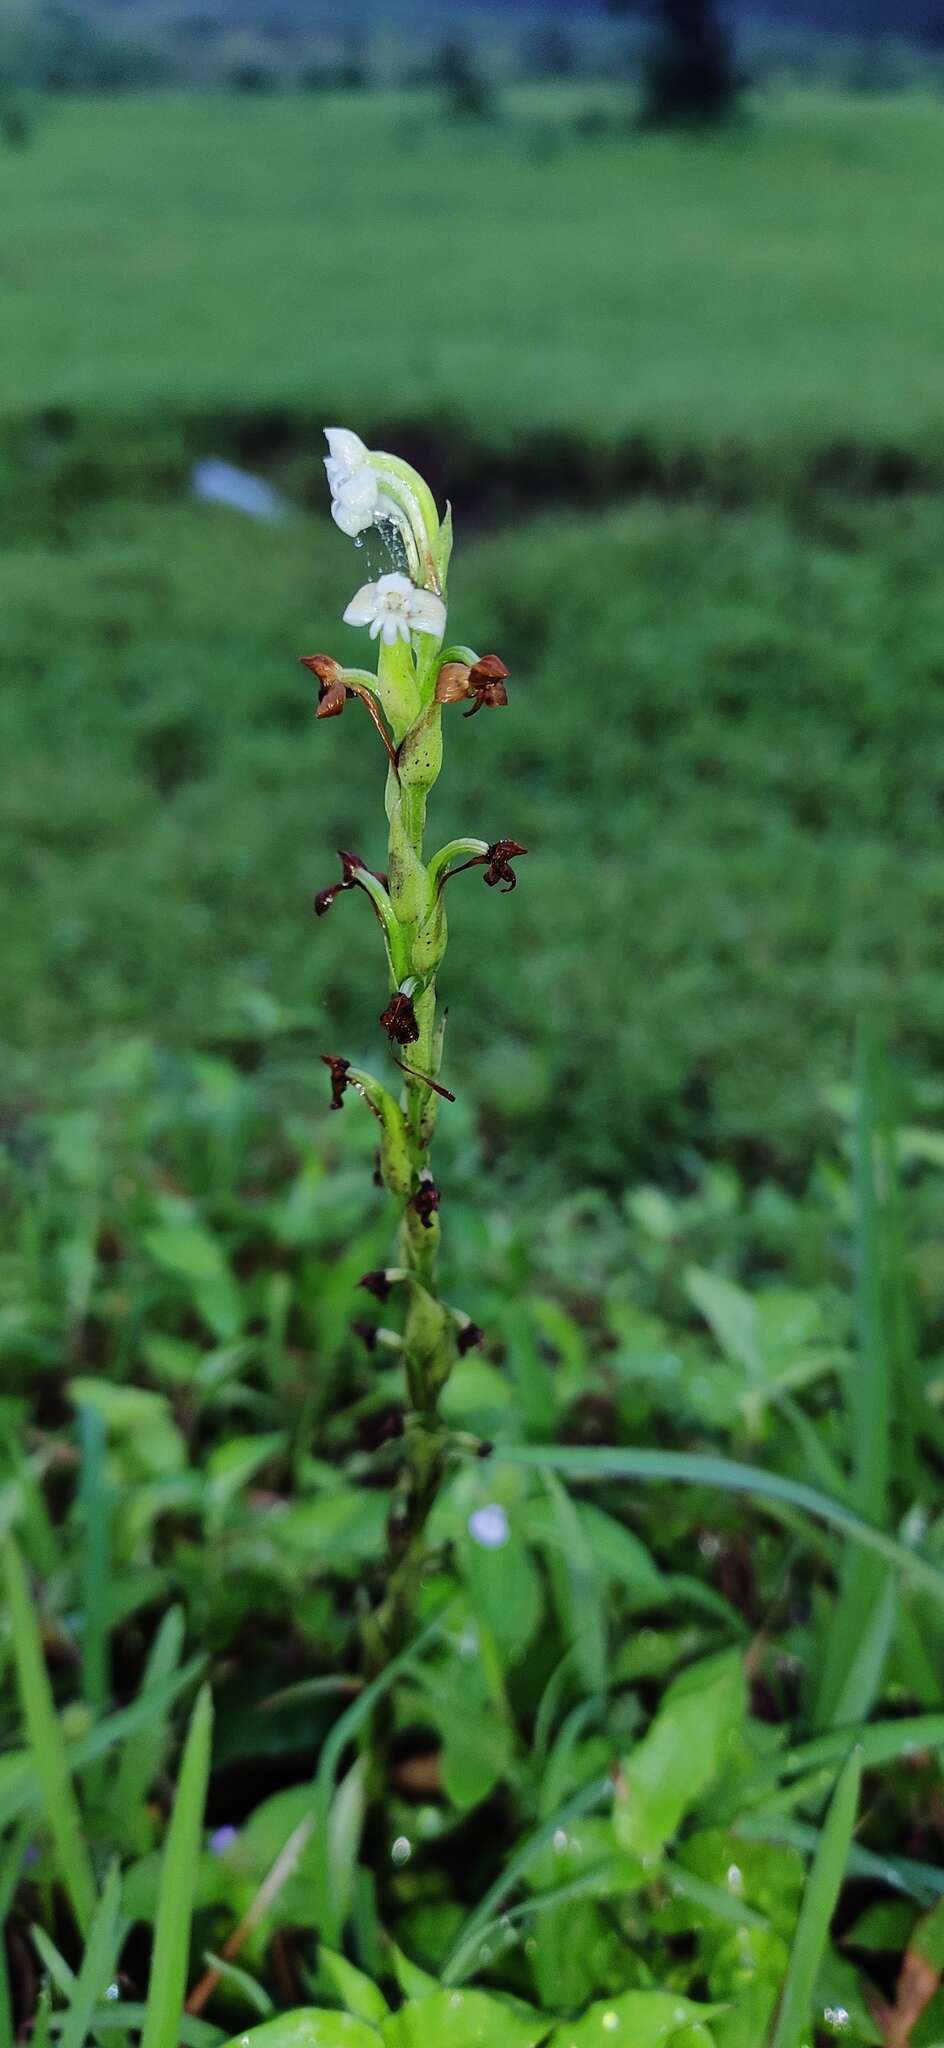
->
[{"left": 309, "top": 429, "right": 524, "bottom": 1663}]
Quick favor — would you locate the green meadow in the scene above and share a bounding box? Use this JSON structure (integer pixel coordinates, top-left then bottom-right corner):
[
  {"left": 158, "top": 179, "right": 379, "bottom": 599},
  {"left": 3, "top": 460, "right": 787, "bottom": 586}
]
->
[{"left": 5, "top": 79, "right": 944, "bottom": 2048}]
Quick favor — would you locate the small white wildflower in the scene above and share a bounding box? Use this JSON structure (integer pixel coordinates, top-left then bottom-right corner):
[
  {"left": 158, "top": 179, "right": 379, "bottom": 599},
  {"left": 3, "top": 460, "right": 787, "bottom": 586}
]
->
[
  {"left": 324, "top": 425, "right": 380, "bottom": 537},
  {"left": 343, "top": 571, "right": 446, "bottom": 647},
  {"left": 468, "top": 1503, "right": 510, "bottom": 1550}
]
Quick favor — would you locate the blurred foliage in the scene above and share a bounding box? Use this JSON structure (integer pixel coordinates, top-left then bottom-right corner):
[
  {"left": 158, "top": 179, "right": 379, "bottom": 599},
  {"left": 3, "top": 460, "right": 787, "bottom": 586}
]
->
[{"left": 4, "top": 1036, "right": 944, "bottom": 2039}]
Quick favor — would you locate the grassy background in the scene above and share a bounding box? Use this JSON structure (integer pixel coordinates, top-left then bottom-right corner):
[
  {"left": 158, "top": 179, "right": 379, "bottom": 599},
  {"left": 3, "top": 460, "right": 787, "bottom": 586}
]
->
[
  {"left": 4, "top": 86, "right": 944, "bottom": 448},
  {"left": 6, "top": 85, "right": 944, "bottom": 1180}
]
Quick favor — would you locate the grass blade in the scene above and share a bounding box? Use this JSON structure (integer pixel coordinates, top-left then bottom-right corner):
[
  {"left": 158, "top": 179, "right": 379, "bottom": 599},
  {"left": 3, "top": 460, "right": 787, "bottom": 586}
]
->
[
  {"left": 815, "top": 1027, "right": 892, "bottom": 1728},
  {"left": 500, "top": 1445, "right": 944, "bottom": 1610},
  {"left": 2, "top": 1535, "right": 96, "bottom": 1934},
  {"left": 76, "top": 1403, "right": 111, "bottom": 1720},
  {"left": 312, "top": 1600, "right": 456, "bottom": 1946},
  {"left": 112, "top": 1604, "right": 186, "bottom": 1841},
  {"left": 0, "top": 1817, "right": 32, "bottom": 2038},
  {"left": 141, "top": 1683, "right": 214, "bottom": 2048},
  {"left": 441, "top": 1773, "right": 611, "bottom": 1985},
  {"left": 0, "top": 1654, "right": 206, "bottom": 1833},
  {"left": 60, "top": 1859, "right": 123, "bottom": 2048},
  {"left": 769, "top": 1747, "right": 863, "bottom": 2048}
]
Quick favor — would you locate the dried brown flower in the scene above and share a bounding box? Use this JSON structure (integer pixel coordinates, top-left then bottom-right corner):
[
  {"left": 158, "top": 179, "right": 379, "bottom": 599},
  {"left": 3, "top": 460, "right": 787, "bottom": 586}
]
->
[
  {"left": 321, "top": 1053, "right": 351, "bottom": 1110},
  {"left": 379, "top": 990, "right": 420, "bottom": 1045},
  {"left": 412, "top": 1176, "right": 441, "bottom": 1230},
  {"left": 434, "top": 652, "right": 509, "bottom": 718}
]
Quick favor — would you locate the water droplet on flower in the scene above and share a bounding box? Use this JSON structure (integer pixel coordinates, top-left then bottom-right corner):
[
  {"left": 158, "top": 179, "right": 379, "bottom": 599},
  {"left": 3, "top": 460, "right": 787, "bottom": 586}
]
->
[{"left": 391, "top": 1834, "right": 411, "bottom": 1865}]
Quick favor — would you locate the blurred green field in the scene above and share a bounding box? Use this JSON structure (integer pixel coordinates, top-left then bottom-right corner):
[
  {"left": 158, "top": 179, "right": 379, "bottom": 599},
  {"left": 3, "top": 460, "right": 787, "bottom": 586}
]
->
[
  {"left": 5, "top": 482, "right": 944, "bottom": 1179},
  {"left": 5, "top": 80, "right": 944, "bottom": 1180},
  {"left": 4, "top": 84, "right": 944, "bottom": 448}
]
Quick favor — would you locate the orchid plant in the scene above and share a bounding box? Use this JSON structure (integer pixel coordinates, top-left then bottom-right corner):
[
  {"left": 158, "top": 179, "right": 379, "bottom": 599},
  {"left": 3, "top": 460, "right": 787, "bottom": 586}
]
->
[{"left": 303, "top": 427, "right": 525, "bottom": 1662}]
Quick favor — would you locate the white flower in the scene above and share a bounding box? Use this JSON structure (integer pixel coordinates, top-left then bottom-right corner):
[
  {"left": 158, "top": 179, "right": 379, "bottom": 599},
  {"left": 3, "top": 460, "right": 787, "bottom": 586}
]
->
[
  {"left": 468, "top": 1503, "right": 510, "bottom": 1551},
  {"left": 343, "top": 572, "right": 446, "bottom": 647},
  {"left": 324, "top": 425, "right": 380, "bottom": 538}
]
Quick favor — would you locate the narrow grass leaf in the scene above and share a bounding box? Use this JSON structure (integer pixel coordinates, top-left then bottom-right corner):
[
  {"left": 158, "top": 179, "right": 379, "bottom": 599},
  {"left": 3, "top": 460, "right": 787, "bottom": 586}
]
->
[
  {"left": 441, "top": 1773, "right": 611, "bottom": 1985},
  {"left": 0, "top": 1818, "right": 32, "bottom": 2042},
  {"left": 500, "top": 1446, "right": 944, "bottom": 1610},
  {"left": 76, "top": 1403, "right": 111, "bottom": 1718},
  {"left": 141, "top": 1682, "right": 214, "bottom": 2048},
  {"left": 815, "top": 1028, "right": 892, "bottom": 1728},
  {"left": 770, "top": 1747, "right": 864, "bottom": 2048},
  {"left": 3, "top": 1536, "right": 96, "bottom": 1934},
  {"left": 60, "top": 1859, "right": 123, "bottom": 2048},
  {"left": 312, "top": 1601, "right": 456, "bottom": 1946},
  {"left": 112, "top": 1604, "right": 186, "bottom": 1833},
  {"left": 0, "top": 1653, "right": 206, "bottom": 1832}
]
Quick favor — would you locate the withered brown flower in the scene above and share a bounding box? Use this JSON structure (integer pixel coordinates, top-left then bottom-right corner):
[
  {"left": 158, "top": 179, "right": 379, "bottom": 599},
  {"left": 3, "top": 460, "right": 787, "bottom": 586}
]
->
[
  {"left": 300, "top": 653, "right": 347, "bottom": 720},
  {"left": 314, "top": 849, "right": 388, "bottom": 919},
  {"left": 483, "top": 839, "right": 527, "bottom": 891},
  {"left": 359, "top": 1269, "right": 393, "bottom": 1302},
  {"left": 435, "top": 653, "right": 509, "bottom": 718},
  {"left": 457, "top": 1321, "right": 484, "bottom": 1355},
  {"left": 300, "top": 655, "right": 399, "bottom": 769},
  {"left": 412, "top": 1176, "right": 441, "bottom": 1230},
  {"left": 321, "top": 1053, "right": 351, "bottom": 1110},
  {"left": 379, "top": 990, "right": 420, "bottom": 1045}
]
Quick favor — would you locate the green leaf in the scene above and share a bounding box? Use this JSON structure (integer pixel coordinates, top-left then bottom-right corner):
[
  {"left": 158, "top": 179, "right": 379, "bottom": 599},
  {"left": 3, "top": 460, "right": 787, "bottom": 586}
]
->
[
  {"left": 547, "top": 1990, "right": 721, "bottom": 2047},
  {"left": 143, "top": 1222, "right": 244, "bottom": 1341},
  {"left": 2, "top": 1535, "right": 96, "bottom": 1934},
  {"left": 318, "top": 1946, "right": 390, "bottom": 2024},
  {"left": 60, "top": 1859, "right": 123, "bottom": 2048},
  {"left": 141, "top": 1683, "right": 214, "bottom": 2048},
  {"left": 770, "top": 1748, "right": 863, "bottom": 2048},
  {"left": 441, "top": 1776, "right": 610, "bottom": 1985},
  {"left": 218, "top": 2016, "right": 381, "bottom": 2048},
  {"left": 381, "top": 1990, "right": 548, "bottom": 2048},
  {"left": 615, "top": 1651, "right": 745, "bottom": 1860}
]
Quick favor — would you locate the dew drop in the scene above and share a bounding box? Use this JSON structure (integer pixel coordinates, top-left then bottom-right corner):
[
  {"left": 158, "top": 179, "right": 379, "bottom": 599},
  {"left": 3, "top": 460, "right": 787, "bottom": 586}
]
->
[
  {"left": 602, "top": 2013, "right": 620, "bottom": 2033},
  {"left": 726, "top": 1862, "right": 744, "bottom": 1894},
  {"left": 105, "top": 1983, "right": 120, "bottom": 2001},
  {"left": 449, "top": 1992, "right": 464, "bottom": 2010},
  {"left": 553, "top": 1828, "right": 569, "bottom": 1854},
  {"left": 391, "top": 1834, "right": 411, "bottom": 1866}
]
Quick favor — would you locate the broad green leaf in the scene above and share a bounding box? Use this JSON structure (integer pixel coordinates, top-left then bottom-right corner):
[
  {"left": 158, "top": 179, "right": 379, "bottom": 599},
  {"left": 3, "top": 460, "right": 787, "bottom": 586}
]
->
[
  {"left": 319, "top": 1946, "right": 390, "bottom": 2023},
  {"left": 458, "top": 1527, "right": 543, "bottom": 1654},
  {"left": 547, "top": 1990, "right": 721, "bottom": 2047},
  {"left": 615, "top": 1651, "right": 745, "bottom": 1860},
  {"left": 686, "top": 1268, "right": 762, "bottom": 1378},
  {"left": 143, "top": 1222, "right": 243, "bottom": 1341},
  {"left": 219, "top": 2018, "right": 380, "bottom": 2048},
  {"left": 381, "top": 1989, "right": 547, "bottom": 2048},
  {"left": 141, "top": 1684, "right": 213, "bottom": 2048}
]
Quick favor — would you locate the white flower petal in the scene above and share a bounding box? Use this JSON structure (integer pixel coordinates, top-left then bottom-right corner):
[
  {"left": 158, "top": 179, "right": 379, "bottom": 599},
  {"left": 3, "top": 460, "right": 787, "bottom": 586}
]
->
[
  {"left": 333, "top": 498, "right": 373, "bottom": 538},
  {"left": 406, "top": 589, "right": 447, "bottom": 639},
  {"left": 375, "top": 573, "right": 415, "bottom": 598},
  {"left": 324, "top": 426, "right": 370, "bottom": 474},
  {"left": 337, "top": 468, "right": 379, "bottom": 517},
  {"left": 343, "top": 581, "right": 381, "bottom": 626},
  {"left": 370, "top": 617, "right": 384, "bottom": 640}
]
